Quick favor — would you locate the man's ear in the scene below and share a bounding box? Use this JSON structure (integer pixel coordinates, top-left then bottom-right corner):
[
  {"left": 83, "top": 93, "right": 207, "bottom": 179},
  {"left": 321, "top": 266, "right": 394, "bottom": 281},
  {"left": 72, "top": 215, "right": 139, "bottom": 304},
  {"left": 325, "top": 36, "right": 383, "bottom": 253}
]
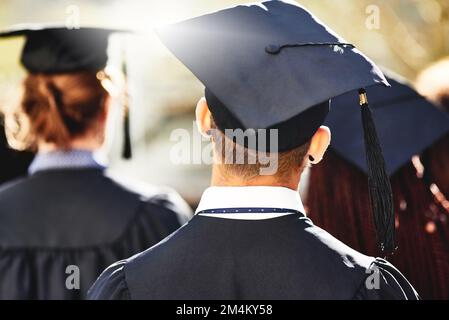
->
[
  {"left": 308, "top": 126, "right": 331, "bottom": 164},
  {"left": 195, "top": 97, "right": 212, "bottom": 138}
]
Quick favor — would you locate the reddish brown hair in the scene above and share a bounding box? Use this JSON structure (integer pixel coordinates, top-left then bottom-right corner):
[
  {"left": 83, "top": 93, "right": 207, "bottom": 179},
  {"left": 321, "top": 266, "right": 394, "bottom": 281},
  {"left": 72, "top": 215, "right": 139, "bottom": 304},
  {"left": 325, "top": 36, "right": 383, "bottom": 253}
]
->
[
  {"left": 425, "top": 134, "right": 449, "bottom": 198},
  {"left": 18, "top": 71, "right": 108, "bottom": 149},
  {"left": 306, "top": 149, "right": 449, "bottom": 299}
]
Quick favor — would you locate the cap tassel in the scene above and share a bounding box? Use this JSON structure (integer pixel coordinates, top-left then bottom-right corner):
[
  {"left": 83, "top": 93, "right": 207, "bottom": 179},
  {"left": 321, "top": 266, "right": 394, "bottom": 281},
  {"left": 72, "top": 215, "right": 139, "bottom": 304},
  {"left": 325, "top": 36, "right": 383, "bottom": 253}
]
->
[
  {"left": 122, "top": 104, "right": 132, "bottom": 159},
  {"left": 359, "top": 88, "right": 395, "bottom": 254},
  {"left": 121, "top": 44, "right": 132, "bottom": 160}
]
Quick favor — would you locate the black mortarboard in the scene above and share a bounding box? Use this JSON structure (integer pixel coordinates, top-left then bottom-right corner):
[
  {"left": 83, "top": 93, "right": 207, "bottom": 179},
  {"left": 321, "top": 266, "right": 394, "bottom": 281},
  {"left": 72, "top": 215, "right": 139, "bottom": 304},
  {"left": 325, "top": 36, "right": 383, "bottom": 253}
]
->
[
  {"left": 0, "top": 24, "right": 132, "bottom": 158},
  {"left": 327, "top": 73, "right": 449, "bottom": 176},
  {"left": 157, "top": 0, "right": 397, "bottom": 253},
  {"left": 157, "top": 0, "right": 389, "bottom": 148},
  {"left": 0, "top": 24, "right": 121, "bottom": 73}
]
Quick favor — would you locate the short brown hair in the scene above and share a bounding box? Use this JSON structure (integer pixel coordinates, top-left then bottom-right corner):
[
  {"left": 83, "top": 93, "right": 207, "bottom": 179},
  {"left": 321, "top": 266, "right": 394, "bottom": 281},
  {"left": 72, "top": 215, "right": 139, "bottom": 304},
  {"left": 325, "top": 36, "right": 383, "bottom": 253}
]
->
[
  {"left": 12, "top": 71, "right": 108, "bottom": 149},
  {"left": 210, "top": 115, "right": 311, "bottom": 181}
]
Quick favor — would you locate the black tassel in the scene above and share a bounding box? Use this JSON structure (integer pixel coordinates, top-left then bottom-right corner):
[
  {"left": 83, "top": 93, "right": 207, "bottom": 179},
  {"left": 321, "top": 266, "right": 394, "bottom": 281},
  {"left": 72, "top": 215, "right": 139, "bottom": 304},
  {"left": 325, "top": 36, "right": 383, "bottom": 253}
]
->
[
  {"left": 359, "top": 88, "right": 395, "bottom": 254},
  {"left": 121, "top": 46, "right": 132, "bottom": 160},
  {"left": 122, "top": 105, "right": 132, "bottom": 159}
]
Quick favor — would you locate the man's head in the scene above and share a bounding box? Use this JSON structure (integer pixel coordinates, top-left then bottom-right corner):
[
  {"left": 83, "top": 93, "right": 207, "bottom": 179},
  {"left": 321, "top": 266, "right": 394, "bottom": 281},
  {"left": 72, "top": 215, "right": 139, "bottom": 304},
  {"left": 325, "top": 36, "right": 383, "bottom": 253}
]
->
[
  {"left": 416, "top": 57, "right": 449, "bottom": 113},
  {"left": 195, "top": 97, "right": 331, "bottom": 188}
]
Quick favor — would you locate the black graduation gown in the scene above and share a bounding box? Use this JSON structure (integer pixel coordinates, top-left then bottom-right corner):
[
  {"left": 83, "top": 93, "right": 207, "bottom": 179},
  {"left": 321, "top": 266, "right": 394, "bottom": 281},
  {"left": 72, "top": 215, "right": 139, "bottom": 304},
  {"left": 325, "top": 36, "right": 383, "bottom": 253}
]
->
[
  {"left": 0, "top": 168, "right": 190, "bottom": 299},
  {"left": 88, "top": 212, "right": 419, "bottom": 300}
]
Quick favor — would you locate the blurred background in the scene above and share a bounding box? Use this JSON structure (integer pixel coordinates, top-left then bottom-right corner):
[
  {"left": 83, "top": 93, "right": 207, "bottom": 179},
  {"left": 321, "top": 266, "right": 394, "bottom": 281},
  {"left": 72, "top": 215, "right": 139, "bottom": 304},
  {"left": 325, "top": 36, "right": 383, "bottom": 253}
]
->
[{"left": 1, "top": 0, "right": 448, "bottom": 205}]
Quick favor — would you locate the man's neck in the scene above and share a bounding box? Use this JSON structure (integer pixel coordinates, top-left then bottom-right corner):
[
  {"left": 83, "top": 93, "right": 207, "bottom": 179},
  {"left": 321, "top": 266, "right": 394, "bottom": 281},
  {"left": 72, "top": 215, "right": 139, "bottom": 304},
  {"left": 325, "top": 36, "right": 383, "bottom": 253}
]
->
[{"left": 210, "top": 166, "right": 301, "bottom": 191}]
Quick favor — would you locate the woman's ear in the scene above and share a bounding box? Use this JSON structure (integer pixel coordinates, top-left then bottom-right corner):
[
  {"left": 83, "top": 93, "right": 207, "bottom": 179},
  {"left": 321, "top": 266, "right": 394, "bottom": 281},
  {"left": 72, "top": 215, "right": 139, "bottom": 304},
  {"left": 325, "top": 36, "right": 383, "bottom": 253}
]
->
[
  {"left": 308, "top": 126, "right": 331, "bottom": 164},
  {"left": 195, "top": 97, "right": 212, "bottom": 138}
]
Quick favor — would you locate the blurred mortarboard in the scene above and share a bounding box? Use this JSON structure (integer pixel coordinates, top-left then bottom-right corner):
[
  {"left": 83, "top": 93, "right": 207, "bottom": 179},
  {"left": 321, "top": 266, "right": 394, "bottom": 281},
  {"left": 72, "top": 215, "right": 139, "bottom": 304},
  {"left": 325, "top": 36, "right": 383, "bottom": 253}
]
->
[
  {"left": 0, "top": 24, "right": 125, "bottom": 73},
  {"left": 157, "top": 0, "right": 396, "bottom": 253},
  {"left": 327, "top": 72, "right": 449, "bottom": 175},
  {"left": 0, "top": 24, "right": 133, "bottom": 159}
]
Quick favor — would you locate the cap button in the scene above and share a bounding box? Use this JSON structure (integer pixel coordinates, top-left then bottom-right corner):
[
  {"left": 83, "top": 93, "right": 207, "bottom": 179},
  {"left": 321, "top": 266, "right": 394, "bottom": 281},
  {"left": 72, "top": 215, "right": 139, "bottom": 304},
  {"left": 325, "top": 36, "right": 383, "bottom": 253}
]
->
[{"left": 265, "top": 44, "right": 281, "bottom": 54}]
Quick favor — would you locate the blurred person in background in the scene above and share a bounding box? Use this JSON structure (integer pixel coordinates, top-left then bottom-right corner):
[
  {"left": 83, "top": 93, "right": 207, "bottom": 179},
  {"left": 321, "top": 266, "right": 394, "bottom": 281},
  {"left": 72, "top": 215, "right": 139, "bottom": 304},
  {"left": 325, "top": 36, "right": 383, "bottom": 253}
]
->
[
  {"left": 0, "top": 26, "right": 191, "bottom": 300},
  {"left": 0, "top": 118, "right": 34, "bottom": 185},
  {"left": 89, "top": 1, "right": 418, "bottom": 300},
  {"left": 416, "top": 58, "right": 449, "bottom": 297},
  {"left": 416, "top": 58, "right": 449, "bottom": 114},
  {"left": 416, "top": 58, "right": 449, "bottom": 197},
  {"left": 306, "top": 74, "right": 449, "bottom": 299}
]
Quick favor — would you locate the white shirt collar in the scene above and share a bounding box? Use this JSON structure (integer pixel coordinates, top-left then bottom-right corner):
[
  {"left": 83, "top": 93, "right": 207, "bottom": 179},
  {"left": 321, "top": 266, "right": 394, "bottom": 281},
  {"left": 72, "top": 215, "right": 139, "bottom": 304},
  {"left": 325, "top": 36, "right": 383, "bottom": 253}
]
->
[{"left": 195, "top": 186, "right": 305, "bottom": 220}]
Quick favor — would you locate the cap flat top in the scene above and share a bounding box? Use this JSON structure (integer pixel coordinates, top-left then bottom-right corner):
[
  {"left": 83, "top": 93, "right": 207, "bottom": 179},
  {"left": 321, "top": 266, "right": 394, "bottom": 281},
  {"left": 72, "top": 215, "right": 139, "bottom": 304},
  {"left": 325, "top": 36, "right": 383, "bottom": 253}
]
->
[
  {"left": 0, "top": 24, "right": 123, "bottom": 73},
  {"left": 327, "top": 75, "right": 449, "bottom": 175},
  {"left": 157, "top": 0, "right": 389, "bottom": 129},
  {"left": 0, "top": 23, "right": 123, "bottom": 37}
]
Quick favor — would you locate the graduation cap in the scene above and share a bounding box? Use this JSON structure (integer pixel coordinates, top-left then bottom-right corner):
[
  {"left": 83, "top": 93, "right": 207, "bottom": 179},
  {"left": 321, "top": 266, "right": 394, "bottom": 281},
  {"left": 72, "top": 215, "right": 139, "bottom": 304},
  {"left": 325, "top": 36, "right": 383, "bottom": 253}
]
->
[
  {"left": 0, "top": 24, "right": 132, "bottom": 158},
  {"left": 157, "top": 0, "right": 398, "bottom": 253},
  {"left": 327, "top": 73, "right": 449, "bottom": 176}
]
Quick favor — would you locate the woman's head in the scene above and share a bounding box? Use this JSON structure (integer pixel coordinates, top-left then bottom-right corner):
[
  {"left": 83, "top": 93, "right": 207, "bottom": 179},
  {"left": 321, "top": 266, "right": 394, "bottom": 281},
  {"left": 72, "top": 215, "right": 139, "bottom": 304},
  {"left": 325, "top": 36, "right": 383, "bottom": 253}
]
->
[{"left": 17, "top": 70, "right": 109, "bottom": 151}]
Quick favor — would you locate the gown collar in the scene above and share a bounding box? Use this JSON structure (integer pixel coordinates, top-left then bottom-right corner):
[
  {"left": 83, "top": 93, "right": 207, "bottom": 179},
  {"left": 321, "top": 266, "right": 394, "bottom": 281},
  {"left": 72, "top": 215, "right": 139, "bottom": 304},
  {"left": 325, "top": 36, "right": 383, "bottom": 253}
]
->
[
  {"left": 28, "top": 149, "right": 106, "bottom": 175},
  {"left": 195, "top": 186, "right": 305, "bottom": 220}
]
